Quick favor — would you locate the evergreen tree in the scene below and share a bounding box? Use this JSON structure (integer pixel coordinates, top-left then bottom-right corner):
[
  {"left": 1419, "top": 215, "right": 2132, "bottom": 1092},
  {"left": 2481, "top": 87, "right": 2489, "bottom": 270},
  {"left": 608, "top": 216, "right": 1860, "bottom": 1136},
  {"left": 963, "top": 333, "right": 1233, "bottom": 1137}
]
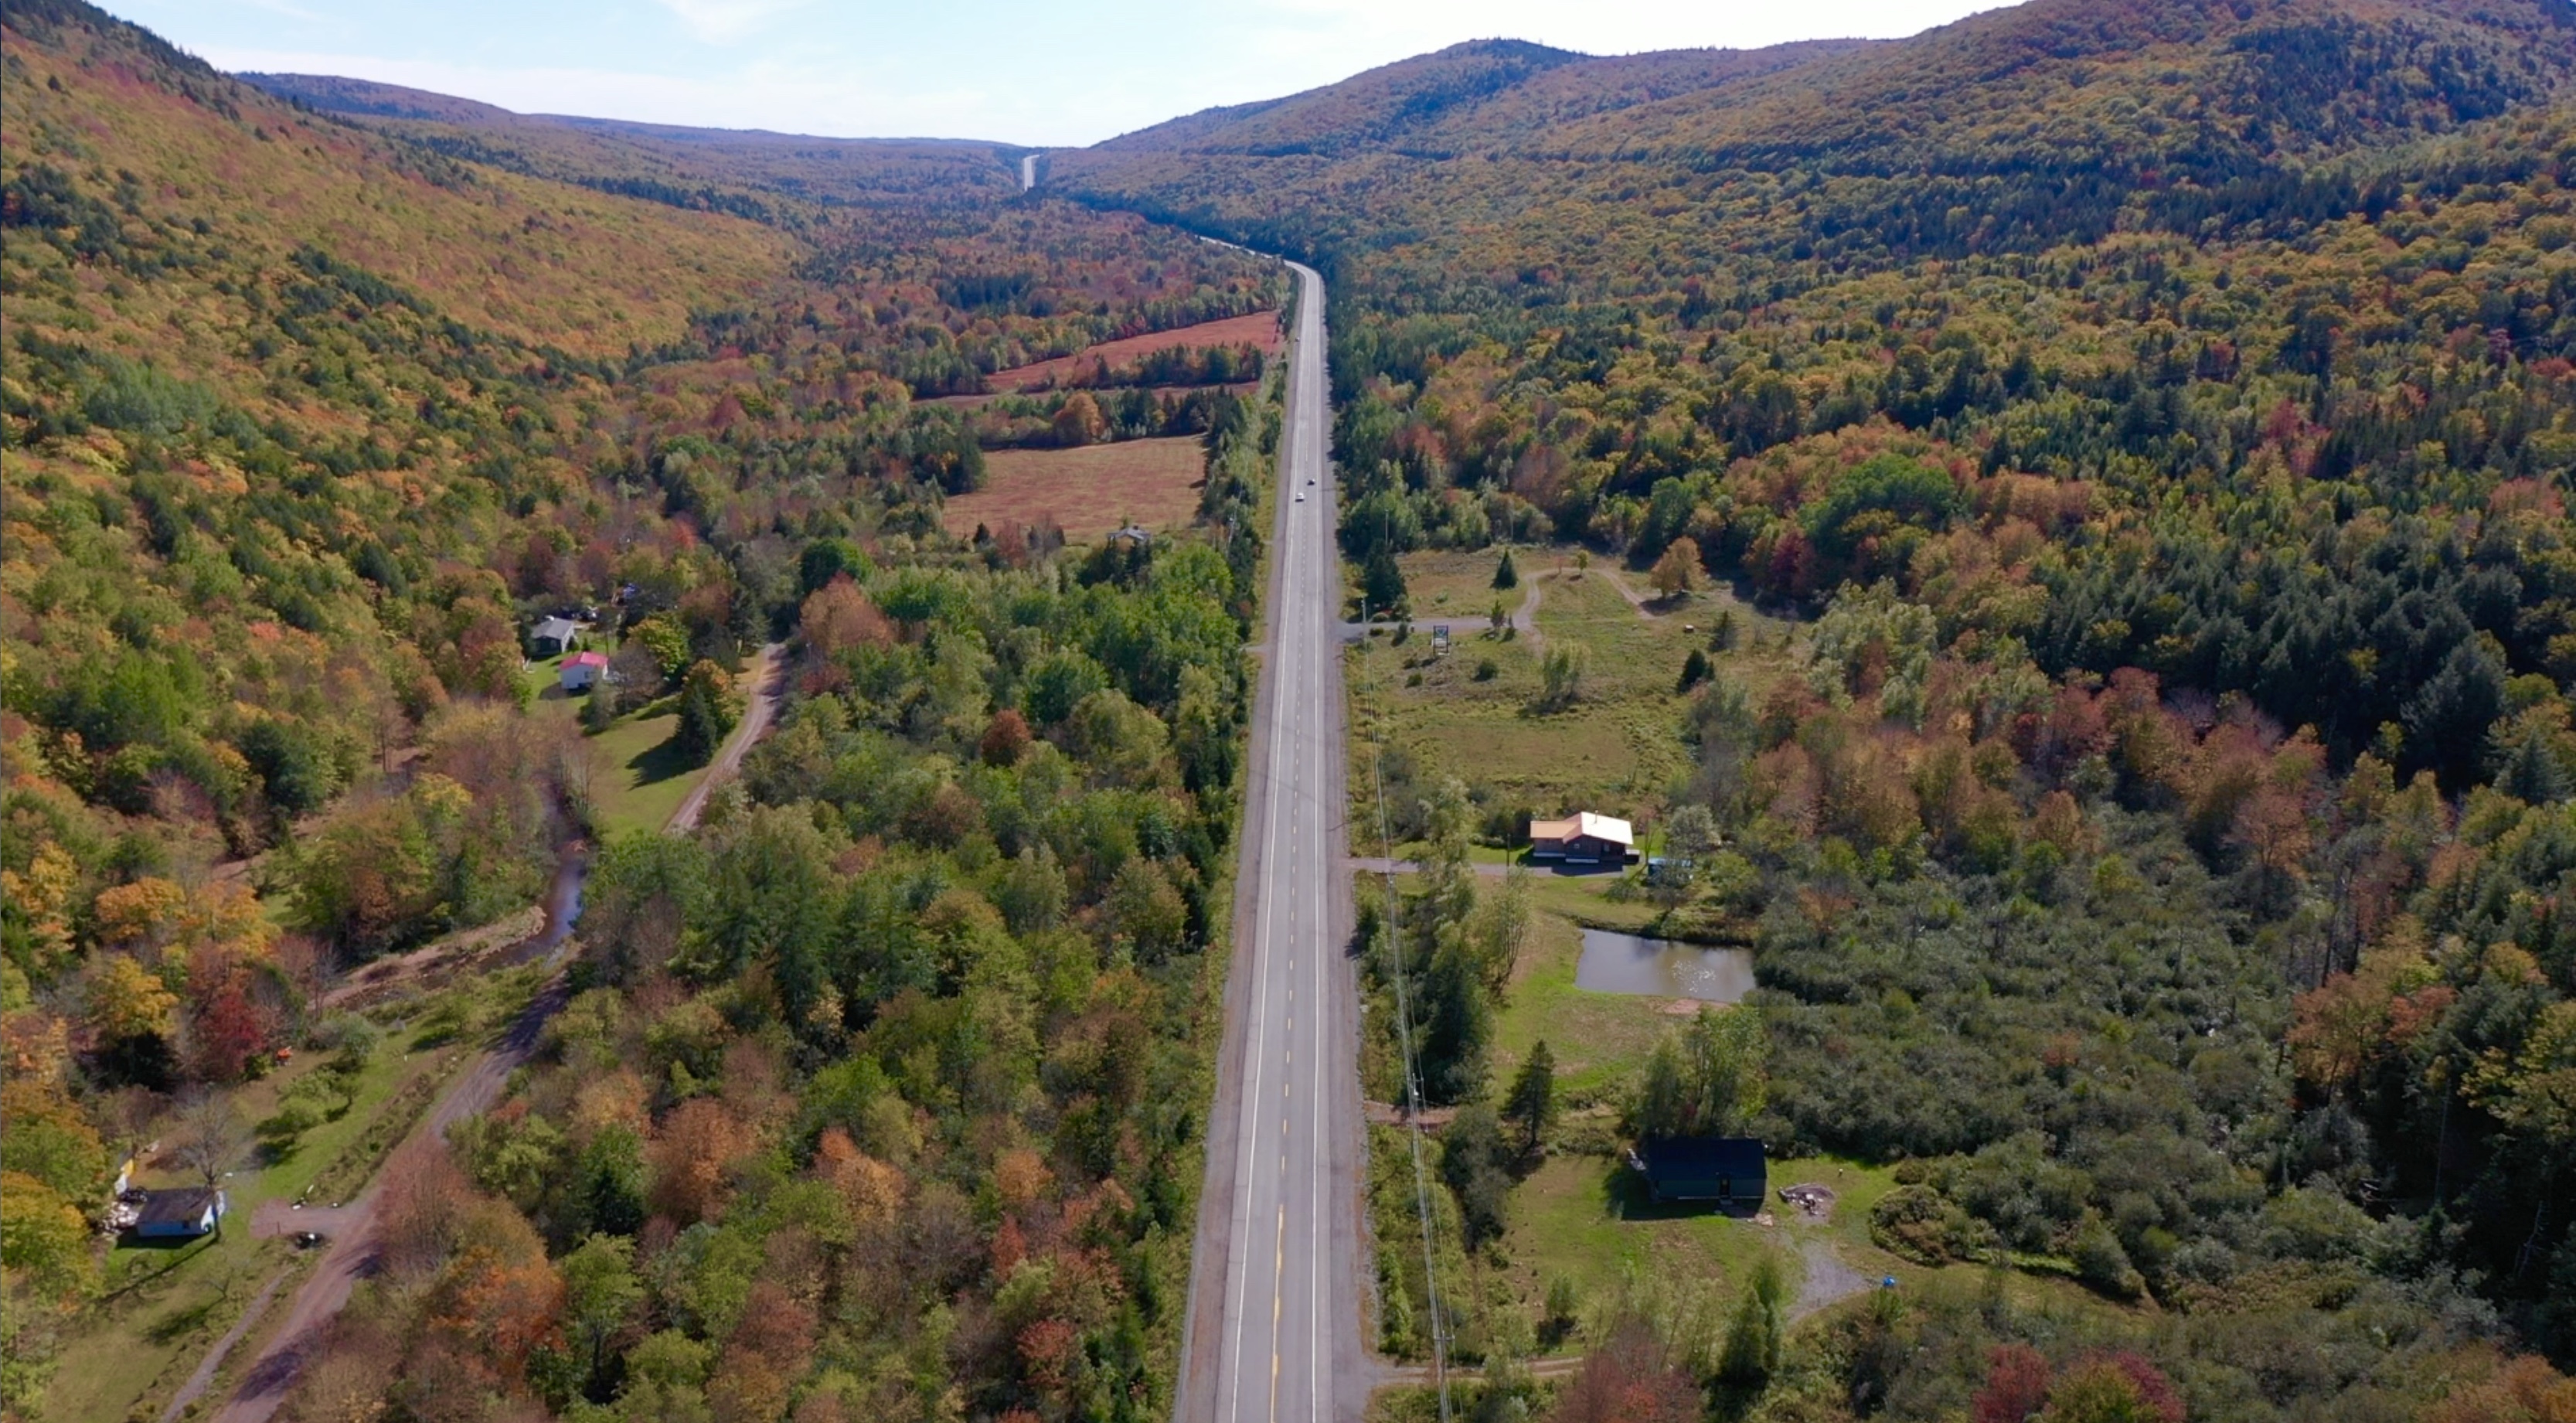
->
[
  {"left": 1492, "top": 548, "right": 1519, "bottom": 591},
  {"left": 2499, "top": 729, "right": 2570, "bottom": 805},
  {"left": 1717, "top": 1257, "right": 1786, "bottom": 1386},
  {"left": 670, "top": 660, "right": 737, "bottom": 765},
  {"left": 1677, "top": 648, "right": 1711, "bottom": 693},
  {"left": 1419, "top": 938, "right": 1492, "bottom": 1105},
  {"left": 1439, "top": 1104, "right": 1511, "bottom": 1246},
  {"left": 1505, "top": 1040, "right": 1557, "bottom": 1155},
  {"left": 1363, "top": 544, "right": 1411, "bottom": 621}
]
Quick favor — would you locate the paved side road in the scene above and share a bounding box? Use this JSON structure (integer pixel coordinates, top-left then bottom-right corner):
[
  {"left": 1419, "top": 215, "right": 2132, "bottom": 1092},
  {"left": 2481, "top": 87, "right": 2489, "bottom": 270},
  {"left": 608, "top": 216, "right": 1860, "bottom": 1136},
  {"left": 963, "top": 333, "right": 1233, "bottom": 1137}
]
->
[
  {"left": 1172, "top": 259, "right": 1373, "bottom": 1423},
  {"left": 200, "top": 644, "right": 786, "bottom": 1423}
]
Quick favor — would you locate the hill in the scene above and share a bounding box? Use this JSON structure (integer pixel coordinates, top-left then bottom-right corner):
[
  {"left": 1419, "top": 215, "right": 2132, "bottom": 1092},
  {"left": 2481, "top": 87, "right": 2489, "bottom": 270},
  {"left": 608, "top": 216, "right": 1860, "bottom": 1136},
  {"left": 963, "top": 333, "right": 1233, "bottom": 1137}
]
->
[
  {"left": 240, "top": 73, "right": 1023, "bottom": 223},
  {"left": 1057, "top": 0, "right": 2576, "bottom": 266}
]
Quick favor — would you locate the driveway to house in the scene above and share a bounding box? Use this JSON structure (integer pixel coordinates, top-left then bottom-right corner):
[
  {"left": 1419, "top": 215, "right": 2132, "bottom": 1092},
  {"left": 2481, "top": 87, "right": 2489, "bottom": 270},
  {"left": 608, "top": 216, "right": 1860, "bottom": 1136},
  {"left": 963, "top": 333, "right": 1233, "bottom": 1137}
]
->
[
  {"left": 667, "top": 642, "right": 784, "bottom": 833},
  {"left": 199, "top": 644, "right": 786, "bottom": 1423}
]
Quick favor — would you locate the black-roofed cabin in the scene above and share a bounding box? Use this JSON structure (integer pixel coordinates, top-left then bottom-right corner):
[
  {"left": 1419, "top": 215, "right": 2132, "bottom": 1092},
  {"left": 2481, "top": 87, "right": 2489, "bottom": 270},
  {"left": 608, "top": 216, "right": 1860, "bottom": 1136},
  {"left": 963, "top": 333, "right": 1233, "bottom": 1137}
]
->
[
  {"left": 1633, "top": 1136, "right": 1766, "bottom": 1213},
  {"left": 130, "top": 1186, "right": 226, "bottom": 1239}
]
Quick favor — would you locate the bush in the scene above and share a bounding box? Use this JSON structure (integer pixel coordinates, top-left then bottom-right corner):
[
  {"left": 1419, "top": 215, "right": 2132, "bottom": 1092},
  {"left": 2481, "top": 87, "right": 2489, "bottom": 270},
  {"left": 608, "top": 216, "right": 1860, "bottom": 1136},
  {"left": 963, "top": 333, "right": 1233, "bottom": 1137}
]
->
[
  {"left": 257, "top": 1079, "right": 335, "bottom": 1154},
  {"left": 2071, "top": 1214, "right": 2146, "bottom": 1299},
  {"left": 1870, "top": 1183, "right": 1997, "bottom": 1265}
]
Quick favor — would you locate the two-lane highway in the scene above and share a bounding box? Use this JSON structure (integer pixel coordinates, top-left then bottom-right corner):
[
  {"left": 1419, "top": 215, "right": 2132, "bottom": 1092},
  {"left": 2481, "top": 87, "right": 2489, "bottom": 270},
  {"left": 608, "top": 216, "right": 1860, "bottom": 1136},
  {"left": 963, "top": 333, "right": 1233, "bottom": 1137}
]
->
[{"left": 1176, "top": 260, "right": 1370, "bottom": 1423}]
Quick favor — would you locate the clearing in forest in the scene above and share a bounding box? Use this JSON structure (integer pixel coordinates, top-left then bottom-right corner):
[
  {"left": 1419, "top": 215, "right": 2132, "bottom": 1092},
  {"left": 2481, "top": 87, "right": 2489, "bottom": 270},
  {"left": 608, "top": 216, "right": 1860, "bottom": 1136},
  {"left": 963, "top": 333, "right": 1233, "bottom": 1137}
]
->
[
  {"left": 942, "top": 435, "right": 1207, "bottom": 540},
  {"left": 984, "top": 310, "right": 1281, "bottom": 391}
]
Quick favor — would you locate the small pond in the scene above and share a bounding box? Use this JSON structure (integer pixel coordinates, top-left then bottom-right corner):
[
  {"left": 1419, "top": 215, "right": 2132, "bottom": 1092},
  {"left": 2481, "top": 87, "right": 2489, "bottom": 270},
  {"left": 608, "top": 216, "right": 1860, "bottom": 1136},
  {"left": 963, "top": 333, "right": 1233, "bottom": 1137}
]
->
[{"left": 1575, "top": 929, "right": 1755, "bottom": 1003}]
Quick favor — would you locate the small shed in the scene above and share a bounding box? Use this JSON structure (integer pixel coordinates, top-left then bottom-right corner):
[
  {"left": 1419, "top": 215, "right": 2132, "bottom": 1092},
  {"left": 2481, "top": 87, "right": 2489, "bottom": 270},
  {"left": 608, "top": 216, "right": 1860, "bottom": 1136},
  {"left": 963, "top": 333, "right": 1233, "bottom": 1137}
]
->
[
  {"left": 530, "top": 616, "right": 581, "bottom": 659},
  {"left": 131, "top": 1187, "right": 226, "bottom": 1239},
  {"left": 560, "top": 650, "right": 610, "bottom": 692},
  {"left": 1529, "top": 812, "right": 1635, "bottom": 864},
  {"left": 1632, "top": 1136, "right": 1766, "bottom": 1211},
  {"left": 530, "top": 611, "right": 582, "bottom": 655}
]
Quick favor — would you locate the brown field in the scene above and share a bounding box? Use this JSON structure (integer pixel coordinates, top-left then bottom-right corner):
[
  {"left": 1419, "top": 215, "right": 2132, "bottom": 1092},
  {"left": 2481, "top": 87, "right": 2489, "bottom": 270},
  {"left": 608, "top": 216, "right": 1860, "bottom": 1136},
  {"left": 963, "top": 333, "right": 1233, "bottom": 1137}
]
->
[
  {"left": 943, "top": 436, "right": 1208, "bottom": 539},
  {"left": 987, "top": 310, "right": 1281, "bottom": 391}
]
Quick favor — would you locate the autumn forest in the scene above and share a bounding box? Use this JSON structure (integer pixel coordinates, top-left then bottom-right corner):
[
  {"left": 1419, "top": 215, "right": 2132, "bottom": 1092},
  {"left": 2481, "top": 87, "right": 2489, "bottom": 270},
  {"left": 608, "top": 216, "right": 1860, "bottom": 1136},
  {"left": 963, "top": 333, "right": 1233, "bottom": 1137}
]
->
[{"left": 6, "top": 0, "right": 2576, "bottom": 1421}]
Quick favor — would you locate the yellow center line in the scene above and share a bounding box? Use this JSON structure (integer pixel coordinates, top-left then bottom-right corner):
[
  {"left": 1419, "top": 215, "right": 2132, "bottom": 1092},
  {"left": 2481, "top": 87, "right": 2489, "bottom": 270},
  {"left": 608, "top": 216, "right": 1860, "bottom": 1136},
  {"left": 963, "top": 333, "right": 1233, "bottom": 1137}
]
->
[{"left": 1269, "top": 1203, "right": 1287, "bottom": 1420}]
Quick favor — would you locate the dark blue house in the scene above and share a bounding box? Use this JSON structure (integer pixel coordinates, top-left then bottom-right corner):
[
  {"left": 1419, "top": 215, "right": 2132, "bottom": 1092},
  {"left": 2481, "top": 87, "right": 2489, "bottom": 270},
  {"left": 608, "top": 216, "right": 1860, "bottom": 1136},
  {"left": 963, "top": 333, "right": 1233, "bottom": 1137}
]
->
[{"left": 1633, "top": 1136, "right": 1767, "bottom": 1212}]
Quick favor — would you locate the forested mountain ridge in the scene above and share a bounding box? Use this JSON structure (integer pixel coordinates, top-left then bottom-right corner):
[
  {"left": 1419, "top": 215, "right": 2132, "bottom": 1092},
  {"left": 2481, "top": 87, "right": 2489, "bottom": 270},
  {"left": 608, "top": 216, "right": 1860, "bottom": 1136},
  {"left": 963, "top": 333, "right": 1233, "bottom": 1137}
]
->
[
  {"left": 1057, "top": 0, "right": 2576, "bottom": 269},
  {"left": 1084, "top": 39, "right": 1877, "bottom": 161},
  {"left": 240, "top": 73, "right": 1026, "bottom": 228}
]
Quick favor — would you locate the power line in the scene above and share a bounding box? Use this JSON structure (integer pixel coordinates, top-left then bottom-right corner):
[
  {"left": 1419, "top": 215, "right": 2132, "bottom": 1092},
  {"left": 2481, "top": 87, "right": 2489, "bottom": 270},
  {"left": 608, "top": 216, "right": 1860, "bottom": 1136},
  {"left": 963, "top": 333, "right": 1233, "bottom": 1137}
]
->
[{"left": 1359, "top": 594, "right": 1453, "bottom": 1423}]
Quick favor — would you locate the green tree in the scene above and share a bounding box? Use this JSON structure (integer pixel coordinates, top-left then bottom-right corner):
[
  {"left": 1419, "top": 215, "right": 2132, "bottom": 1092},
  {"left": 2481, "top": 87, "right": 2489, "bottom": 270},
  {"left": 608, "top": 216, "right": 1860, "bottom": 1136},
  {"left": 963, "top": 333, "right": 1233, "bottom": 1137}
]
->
[
  {"left": 0, "top": 1087, "right": 107, "bottom": 1205},
  {"left": 1504, "top": 1041, "right": 1557, "bottom": 1156},
  {"left": 1419, "top": 938, "right": 1492, "bottom": 1105},
  {"left": 560, "top": 1233, "right": 645, "bottom": 1390},
  {"left": 670, "top": 659, "right": 737, "bottom": 765},
  {"left": 1635, "top": 1006, "right": 1766, "bottom": 1138},
  {"left": 579, "top": 1124, "right": 648, "bottom": 1238},
  {"left": 1022, "top": 651, "right": 1110, "bottom": 727},
  {"left": 1536, "top": 643, "right": 1587, "bottom": 711},
  {"left": 1676, "top": 648, "right": 1711, "bottom": 694},
  {"left": 1492, "top": 548, "right": 1519, "bottom": 591},
  {"left": 0, "top": 1172, "right": 98, "bottom": 1306},
  {"left": 1717, "top": 1256, "right": 1785, "bottom": 1386},
  {"left": 629, "top": 615, "right": 692, "bottom": 682},
  {"left": 1440, "top": 1104, "right": 1511, "bottom": 1246},
  {"left": 239, "top": 717, "right": 342, "bottom": 815},
  {"left": 1363, "top": 544, "right": 1410, "bottom": 621}
]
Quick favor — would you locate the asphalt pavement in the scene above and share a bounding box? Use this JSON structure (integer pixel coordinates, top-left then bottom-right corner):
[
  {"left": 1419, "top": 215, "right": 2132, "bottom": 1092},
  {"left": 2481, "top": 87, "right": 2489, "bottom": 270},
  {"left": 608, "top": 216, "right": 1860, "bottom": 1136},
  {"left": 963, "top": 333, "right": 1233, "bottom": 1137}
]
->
[{"left": 1174, "top": 260, "right": 1373, "bottom": 1423}]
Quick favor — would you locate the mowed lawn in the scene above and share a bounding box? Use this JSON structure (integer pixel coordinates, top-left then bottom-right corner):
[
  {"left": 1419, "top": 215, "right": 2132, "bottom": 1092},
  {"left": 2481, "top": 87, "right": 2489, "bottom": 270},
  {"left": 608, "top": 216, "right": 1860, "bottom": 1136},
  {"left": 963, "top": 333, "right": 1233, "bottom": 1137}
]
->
[
  {"left": 984, "top": 310, "right": 1281, "bottom": 391},
  {"left": 1491, "top": 898, "right": 1683, "bottom": 1102},
  {"left": 943, "top": 436, "right": 1207, "bottom": 540},
  {"left": 524, "top": 668, "right": 728, "bottom": 838}
]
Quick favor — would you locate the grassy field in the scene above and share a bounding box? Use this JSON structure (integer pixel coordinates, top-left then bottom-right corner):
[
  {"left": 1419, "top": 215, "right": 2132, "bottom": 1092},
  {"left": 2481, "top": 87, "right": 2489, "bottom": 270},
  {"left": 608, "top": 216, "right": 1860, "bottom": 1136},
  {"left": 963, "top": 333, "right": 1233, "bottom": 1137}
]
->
[
  {"left": 984, "top": 310, "right": 1281, "bottom": 392},
  {"left": 42, "top": 965, "right": 543, "bottom": 1423},
  {"left": 943, "top": 435, "right": 1210, "bottom": 540},
  {"left": 1348, "top": 546, "right": 1802, "bottom": 836}
]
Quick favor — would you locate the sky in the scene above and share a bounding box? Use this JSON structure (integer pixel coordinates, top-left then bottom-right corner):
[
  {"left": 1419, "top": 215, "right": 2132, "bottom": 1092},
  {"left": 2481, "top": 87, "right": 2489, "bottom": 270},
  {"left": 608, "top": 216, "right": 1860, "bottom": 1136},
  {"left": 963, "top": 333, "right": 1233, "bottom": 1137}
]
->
[{"left": 111, "top": 0, "right": 2022, "bottom": 148}]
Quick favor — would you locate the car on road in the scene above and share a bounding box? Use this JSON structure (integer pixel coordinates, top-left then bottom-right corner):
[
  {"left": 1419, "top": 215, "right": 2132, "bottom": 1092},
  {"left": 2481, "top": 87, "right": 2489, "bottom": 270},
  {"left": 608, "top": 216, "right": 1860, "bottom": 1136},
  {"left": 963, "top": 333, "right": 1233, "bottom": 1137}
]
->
[
  {"left": 292, "top": 1231, "right": 326, "bottom": 1250},
  {"left": 1295, "top": 492, "right": 1305, "bottom": 502}
]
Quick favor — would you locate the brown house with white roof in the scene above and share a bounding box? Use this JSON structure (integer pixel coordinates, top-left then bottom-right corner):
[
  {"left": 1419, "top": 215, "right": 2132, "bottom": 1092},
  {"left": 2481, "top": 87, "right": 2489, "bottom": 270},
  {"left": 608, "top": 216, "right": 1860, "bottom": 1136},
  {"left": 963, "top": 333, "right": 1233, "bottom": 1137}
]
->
[{"left": 1528, "top": 812, "right": 1635, "bottom": 865}]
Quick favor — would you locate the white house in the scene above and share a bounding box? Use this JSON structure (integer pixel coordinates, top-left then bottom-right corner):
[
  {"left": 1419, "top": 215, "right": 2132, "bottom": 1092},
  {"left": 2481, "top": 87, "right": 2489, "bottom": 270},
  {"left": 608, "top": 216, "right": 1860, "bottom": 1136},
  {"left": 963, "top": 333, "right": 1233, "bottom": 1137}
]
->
[{"left": 560, "top": 650, "right": 610, "bottom": 692}]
